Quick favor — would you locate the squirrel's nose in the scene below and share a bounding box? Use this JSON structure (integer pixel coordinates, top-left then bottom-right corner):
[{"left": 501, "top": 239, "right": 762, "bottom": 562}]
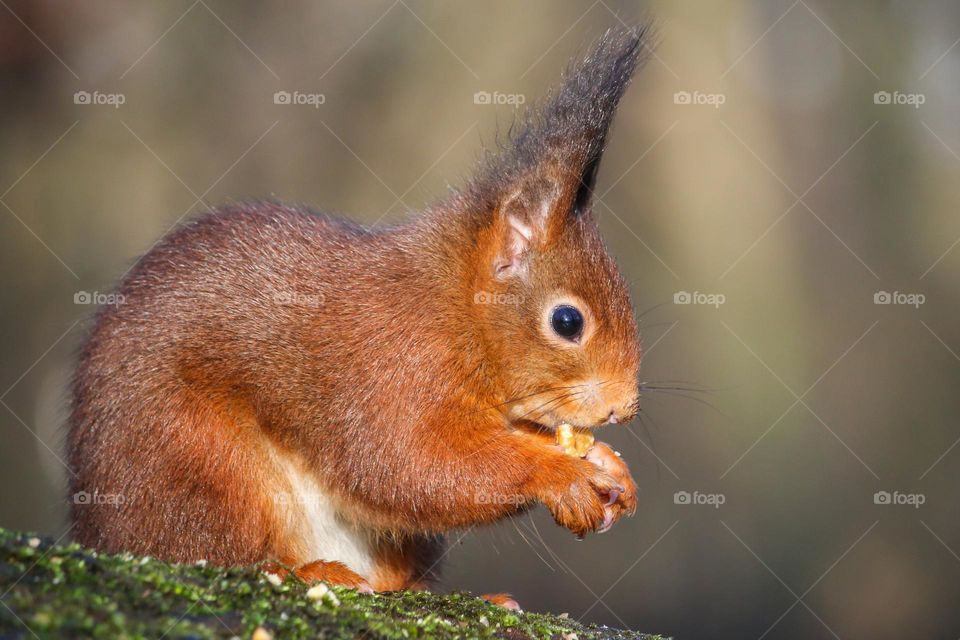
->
[{"left": 607, "top": 398, "right": 639, "bottom": 424}]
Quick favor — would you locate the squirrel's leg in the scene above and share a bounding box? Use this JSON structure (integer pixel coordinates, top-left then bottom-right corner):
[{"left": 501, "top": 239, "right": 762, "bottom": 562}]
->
[
  {"left": 365, "top": 531, "right": 521, "bottom": 609},
  {"left": 481, "top": 593, "right": 522, "bottom": 610},
  {"left": 412, "top": 424, "right": 637, "bottom": 538},
  {"left": 368, "top": 534, "right": 444, "bottom": 591},
  {"left": 584, "top": 441, "right": 638, "bottom": 531},
  {"left": 262, "top": 559, "right": 374, "bottom": 592},
  {"left": 509, "top": 428, "right": 638, "bottom": 533}
]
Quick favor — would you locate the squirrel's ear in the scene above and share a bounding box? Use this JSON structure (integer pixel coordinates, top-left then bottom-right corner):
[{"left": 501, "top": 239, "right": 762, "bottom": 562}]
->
[
  {"left": 490, "top": 178, "right": 560, "bottom": 278},
  {"left": 474, "top": 24, "right": 651, "bottom": 278}
]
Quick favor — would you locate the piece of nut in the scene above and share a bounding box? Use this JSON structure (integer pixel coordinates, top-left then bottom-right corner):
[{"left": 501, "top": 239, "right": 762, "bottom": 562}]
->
[
  {"left": 252, "top": 627, "right": 273, "bottom": 640},
  {"left": 556, "top": 423, "right": 594, "bottom": 458},
  {"left": 306, "top": 584, "right": 329, "bottom": 600}
]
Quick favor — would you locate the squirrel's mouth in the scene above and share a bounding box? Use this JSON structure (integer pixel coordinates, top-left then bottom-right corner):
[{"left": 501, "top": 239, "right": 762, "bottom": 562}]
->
[
  {"left": 533, "top": 403, "right": 638, "bottom": 430},
  {"left": 529, "top": 405, "right": 635, "bottom": 430},
  {"left": 505, "top": 379, "right": 639, "bottom": 430},
  {"left": 522, "top": 414, "right": 606, "bottom": 432}
]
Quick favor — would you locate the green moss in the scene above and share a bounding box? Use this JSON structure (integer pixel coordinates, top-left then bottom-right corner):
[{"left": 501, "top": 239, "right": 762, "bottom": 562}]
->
[{"left": 0, "top": 528, "right": 666, "bottom": 639}]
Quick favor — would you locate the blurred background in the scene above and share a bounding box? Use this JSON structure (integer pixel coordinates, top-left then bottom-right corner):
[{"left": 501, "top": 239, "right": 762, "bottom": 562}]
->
[{"left": 2, "top": 0, "right": 959, "bottom": 638}]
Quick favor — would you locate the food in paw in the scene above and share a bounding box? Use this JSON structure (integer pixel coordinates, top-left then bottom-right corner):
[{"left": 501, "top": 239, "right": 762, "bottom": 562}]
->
[{"left": 556, "top": 423, "right": 595, "bottom": 458}]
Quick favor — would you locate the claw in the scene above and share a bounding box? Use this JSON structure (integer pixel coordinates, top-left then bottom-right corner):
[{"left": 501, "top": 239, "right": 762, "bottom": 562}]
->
[
  {"left": 605, "top": 486, "right": 624, "bottom": 506},
  {"left": 598, "top": 508, "right": 615, "bottom": 533}
]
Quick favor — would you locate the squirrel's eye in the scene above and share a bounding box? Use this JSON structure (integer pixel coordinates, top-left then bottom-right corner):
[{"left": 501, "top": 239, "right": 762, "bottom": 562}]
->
[{"left": 551, "top": 305, "right": 584, "bottom": 341}]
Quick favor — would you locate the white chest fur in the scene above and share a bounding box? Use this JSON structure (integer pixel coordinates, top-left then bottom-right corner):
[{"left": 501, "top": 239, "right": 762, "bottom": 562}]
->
[{"left": 271, "top": 447, "right": 376, "bottom": 579}]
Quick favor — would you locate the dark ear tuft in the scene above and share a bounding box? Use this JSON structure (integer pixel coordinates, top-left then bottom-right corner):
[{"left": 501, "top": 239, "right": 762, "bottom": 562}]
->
[
  {"left": 515, "top": 24, "right": 650, "bottom": 177},
  {"left": 468, "top": 24, "right": 652, "bottom": 255}
]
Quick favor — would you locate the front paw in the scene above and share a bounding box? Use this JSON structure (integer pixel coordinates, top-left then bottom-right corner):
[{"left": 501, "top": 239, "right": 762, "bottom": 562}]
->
[
  {"left": 541, "top": 460, "right": 625, "bottom": 538},
  {"left": 586, "top": 442, "right": 638, "bottom": 532}
]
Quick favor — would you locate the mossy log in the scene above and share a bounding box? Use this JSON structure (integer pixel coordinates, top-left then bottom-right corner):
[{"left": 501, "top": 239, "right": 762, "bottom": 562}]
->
[{"left": 0, "top": 528, "right": 665, "bottom": 639}]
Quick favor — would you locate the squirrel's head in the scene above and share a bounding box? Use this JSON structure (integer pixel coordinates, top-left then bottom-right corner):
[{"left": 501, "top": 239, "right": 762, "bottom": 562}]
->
[{"left": 462, "top": 26, "right": 649, "bottom": 430}]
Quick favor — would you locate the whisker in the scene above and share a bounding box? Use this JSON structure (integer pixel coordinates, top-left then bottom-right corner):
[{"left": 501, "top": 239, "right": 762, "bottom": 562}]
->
[
  {"left": 461, "top": 389, "right": 583, "bottom": 462},
  {"left": 523, "top": 391, "right": 584, "bottom": 423},
  {"left": 641, "top": 380, "right": 717, "bottom": 392},
  {"left": 517, "top": 395, "right": 570, "bottom": 422},
  {"left": 632, "top": 301, "right": 668, "bottom": 322},
  {"left": 642, "top": 385, "right": 715, "bottom": 397},
  {"left": 571, "top": 388, "right": 592, "bottom": 417},
  {"left": 636, "top": 411, "right": 662, "bottom": 481},
  {"left": 515, "top": 517, "right": 557, "bottom": 572},
  {"left": 468, "top": 383, "right": 585, "bottom": 415},
  {"left": 511, "top": 518, "right": 556, "bottom": 572},
  {"left": 642, "top": 380, "right": 738, "bottom": 396},
  {"left": 641, "top": 388, "right": 727, "bottom": 417},
  {"left": 526, "top": 514, "right": 568, "bottom": 574}
]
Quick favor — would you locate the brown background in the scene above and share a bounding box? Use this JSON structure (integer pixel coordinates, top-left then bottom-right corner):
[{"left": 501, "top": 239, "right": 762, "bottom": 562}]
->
[{"left": 1, "top": 1, "right": 959, "bottom": 638}]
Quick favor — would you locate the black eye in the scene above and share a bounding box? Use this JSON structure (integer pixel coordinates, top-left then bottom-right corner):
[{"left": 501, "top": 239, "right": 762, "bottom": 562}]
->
[{"left": 551, "top": 305, "right": 584, "bottom": 340}]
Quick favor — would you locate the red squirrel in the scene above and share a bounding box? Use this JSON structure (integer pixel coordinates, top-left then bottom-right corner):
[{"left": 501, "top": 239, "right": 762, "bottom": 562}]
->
[{"left": 68, "top": 26, "right": 648, "bottom": 603}]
